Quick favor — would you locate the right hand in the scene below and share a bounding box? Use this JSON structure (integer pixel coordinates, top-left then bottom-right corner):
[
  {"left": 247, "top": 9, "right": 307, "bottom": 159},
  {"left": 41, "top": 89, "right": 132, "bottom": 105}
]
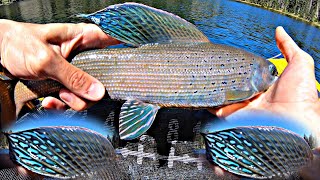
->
[{"left": 0, "top": 19, "right": 120, "bottom": 111}]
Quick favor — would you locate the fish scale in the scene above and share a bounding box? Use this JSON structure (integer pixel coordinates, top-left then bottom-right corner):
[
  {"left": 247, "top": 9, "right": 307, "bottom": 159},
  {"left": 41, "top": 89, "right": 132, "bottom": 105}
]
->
[{"left": 72, "top": 43, "right": 258, "bottom": 107}]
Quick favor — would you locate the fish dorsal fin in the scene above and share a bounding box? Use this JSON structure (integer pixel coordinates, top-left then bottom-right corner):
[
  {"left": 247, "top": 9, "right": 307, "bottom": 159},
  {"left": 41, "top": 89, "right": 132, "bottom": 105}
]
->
[
  {"left": 202, "top": 126, "right": 313, "bottom": 179},
  {"left": 77, "top": 3, "right": 209, "bottom": 46},
  {"left": 119, "top": 99, "right": 160, "bottom": 140},
  {"left": 7, "top": 126, "right": 116, "bottom": 179}
]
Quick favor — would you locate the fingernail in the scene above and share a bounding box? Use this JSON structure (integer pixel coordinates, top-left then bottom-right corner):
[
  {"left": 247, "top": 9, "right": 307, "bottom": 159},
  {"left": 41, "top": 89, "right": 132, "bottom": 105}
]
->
[
  {"left": 87, "top": 82, "right": 105, "bottom": 99},
  {"left": 60, "top": 91, "right": 73, "bottom": 103}
]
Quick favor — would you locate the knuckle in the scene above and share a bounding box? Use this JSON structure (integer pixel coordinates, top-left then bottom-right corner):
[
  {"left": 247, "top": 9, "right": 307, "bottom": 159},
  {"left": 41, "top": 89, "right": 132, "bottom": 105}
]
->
[
  {"left": 68, "top": 70, "right": 87, "bottom": 91},
  {"left": 33, "top": 49, "right": 55, "bottom": 75}
]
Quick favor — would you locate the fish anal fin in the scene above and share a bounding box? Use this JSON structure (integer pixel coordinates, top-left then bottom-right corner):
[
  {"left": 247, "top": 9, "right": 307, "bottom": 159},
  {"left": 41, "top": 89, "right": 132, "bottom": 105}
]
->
[
  {"left": 225, "top": 90, "right": 254, "bottom": 102},
  {"left": 119, "top": 99, "right": 159, "bottom": 140}
]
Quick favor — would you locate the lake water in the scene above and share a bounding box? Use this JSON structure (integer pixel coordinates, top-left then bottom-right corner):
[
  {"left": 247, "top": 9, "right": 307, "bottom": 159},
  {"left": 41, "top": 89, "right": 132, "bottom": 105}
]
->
[{"left": 1, "top": 0, "right": 320, "bottom": 82}]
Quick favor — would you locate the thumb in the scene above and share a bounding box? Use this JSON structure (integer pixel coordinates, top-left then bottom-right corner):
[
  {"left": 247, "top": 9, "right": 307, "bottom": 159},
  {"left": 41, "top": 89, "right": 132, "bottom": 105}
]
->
[
  {"left": 275, "top": 26, "right": 300, "bottom": 62},
  {"left": 271, "top": 26, "right": 317, "bottom": 102},
  {"left": 47, "top": 56, "right": 105, "bottom": 101},
  {"left": 275, "top": 26, "right": 314, "bottom": 66}
]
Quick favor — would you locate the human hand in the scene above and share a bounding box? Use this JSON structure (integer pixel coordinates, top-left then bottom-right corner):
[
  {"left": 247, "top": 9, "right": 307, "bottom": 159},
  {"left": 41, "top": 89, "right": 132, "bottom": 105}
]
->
[
  {"left": 0, "top": 152, "right": 42, "bottom": 179},
  {"left": 208, "top": 26, "right": 320, "bottom": 177},
  {"left": 209, "top": 26, "right": 320, "bottom": 135},
  {"left": 0, "top": 19, "right": 120, "bottom": 111}
]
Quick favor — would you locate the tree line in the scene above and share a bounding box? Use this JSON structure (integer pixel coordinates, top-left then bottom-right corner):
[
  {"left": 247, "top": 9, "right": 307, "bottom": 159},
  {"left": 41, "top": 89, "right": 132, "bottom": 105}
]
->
[{"left": 236, "top": 0, "right": 320, "bottom": 23}]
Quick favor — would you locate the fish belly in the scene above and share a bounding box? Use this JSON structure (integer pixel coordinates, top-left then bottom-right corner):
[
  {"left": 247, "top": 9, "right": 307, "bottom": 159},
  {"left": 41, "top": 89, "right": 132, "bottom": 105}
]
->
[{"left": 72, "top": 43, "right": 259, "bottom": 107}]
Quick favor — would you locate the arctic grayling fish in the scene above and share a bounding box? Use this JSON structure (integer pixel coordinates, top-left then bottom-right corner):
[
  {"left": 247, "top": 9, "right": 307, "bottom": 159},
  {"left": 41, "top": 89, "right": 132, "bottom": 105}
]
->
[{"left": 0, "top": 3, "right": 278, "bottom": 140}]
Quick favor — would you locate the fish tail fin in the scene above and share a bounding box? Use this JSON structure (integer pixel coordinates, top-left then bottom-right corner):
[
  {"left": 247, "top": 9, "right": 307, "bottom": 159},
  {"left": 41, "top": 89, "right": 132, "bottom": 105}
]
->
[{"left": 0, "top": 73, "right": 17, "bottom": 130}]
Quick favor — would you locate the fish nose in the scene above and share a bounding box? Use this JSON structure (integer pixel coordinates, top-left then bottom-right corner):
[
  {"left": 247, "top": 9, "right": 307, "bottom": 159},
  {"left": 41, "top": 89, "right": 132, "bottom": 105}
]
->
[{"left": 269, "top": 63, "right": 278, "bottom": 76}]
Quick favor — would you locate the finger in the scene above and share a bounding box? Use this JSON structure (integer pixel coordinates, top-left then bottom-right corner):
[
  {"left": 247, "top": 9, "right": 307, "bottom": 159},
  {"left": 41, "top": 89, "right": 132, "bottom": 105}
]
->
[
  {"left": 208, "top": 101, "right": 249, "bottom": 118},
  {"left": 276, "top": 26, "right": 315, "bottom": 68},
  {"left": 0, "top": 153, "right": 16, "bottom": 169},
  {"left": 43, "top": 23, "right": 120, "bottom": 58},
  {"left": 42, "top": 96, "right": 67, "bottom": 110},
  {"left": 275, "top": 26, "right": 300, "bottom": 62},
  {"left": 59, "top": 88, "right": 89, "bottom": 111},
  {"left": 46, "top": 55, "right": 105, "bottom": 102},
  {"left": 0, "top": 153, "right": 38, "bottom": 177},
  {"left": 207, "top": 163, "right": 240, "bottom": 179},
  {"left": 213, "top": 166, "right": 226, "bottom": 176},
  {"left": 299, "top": 148, "right": 320, "bottom": 179},
  {"left": 78, "top": 23, "right": 121, "bottom": 49}
]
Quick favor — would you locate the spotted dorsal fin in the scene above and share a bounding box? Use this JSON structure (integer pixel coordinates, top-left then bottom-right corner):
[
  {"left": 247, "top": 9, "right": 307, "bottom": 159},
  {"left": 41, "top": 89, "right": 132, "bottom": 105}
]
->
[
  {"left": 77, "top": 3, "right": 209, "bottom": 46},
  {"left": 6, "top": 126, "right": 116, "bottom": 179},
  {"left": 202, "top": 126, "right": 313, "bottom": 179}
]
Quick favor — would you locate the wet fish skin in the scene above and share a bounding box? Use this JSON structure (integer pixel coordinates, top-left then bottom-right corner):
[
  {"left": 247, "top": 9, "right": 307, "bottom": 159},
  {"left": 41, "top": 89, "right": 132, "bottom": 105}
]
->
[{"left": 72, "top": 43, "right": 277, "bottom": 107}]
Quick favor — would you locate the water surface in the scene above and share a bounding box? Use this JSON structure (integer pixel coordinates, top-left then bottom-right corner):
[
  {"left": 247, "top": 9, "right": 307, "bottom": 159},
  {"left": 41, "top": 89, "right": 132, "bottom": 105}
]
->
[{"left": 1, "top": 0, "right": 320, "bottom": 81}]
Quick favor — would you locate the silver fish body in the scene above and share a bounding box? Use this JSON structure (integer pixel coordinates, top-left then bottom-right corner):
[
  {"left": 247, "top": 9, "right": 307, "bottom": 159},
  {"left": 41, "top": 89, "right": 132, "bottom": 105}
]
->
[{"left": 73, "top": 43, "right": 277, "bottom": 107}]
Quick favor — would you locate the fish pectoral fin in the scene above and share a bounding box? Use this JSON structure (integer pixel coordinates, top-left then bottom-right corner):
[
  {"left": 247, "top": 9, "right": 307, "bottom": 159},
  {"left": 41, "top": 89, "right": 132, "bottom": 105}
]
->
[
  {"left": 77, "top": 3, "right": 209, "bottom": 46},
  {"left": 119, "top": 99, "right": 160, "bottom": 140},
  {"left": 225, "top": 90, "right": 254, "bottom": 102}
]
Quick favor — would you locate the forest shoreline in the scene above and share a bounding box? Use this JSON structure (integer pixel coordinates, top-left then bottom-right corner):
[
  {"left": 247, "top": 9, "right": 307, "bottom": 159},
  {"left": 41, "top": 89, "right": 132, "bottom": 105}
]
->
[{"left": 234, "top": 0, "right": 320, "bottom": 29}]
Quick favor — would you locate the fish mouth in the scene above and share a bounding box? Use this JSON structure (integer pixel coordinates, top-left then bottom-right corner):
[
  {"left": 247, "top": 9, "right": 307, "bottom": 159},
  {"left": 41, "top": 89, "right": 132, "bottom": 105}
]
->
[{"left": 269, "top": 63, "right": 278, "bottom": 77}]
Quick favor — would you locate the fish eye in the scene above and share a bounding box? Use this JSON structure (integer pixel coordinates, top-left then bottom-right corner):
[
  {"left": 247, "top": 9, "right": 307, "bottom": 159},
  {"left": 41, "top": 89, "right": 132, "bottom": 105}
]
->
[{"left": 269, "top": 64, "right": 278, "bottom": 76}]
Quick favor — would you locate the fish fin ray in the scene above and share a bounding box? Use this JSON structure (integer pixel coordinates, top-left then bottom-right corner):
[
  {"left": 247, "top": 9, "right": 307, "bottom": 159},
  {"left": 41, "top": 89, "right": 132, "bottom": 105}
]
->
[
  {"left": 225, "top": 90, "right": 254, "bottom": 102},
  {"left": 77, "top": 3, "right": 209, "bottom": 46},
  {"left": 202, "top": 126, "right": 313, "bottom": 178},
  {"left": 7, "top": 127, "right": 115, "bottom": 178},
  {"left": 119, "top": 99, "right": 159, "bottom": 140}
]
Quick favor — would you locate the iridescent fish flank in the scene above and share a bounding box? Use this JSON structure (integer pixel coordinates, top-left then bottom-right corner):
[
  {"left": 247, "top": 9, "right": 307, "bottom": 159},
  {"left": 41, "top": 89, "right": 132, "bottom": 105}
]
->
[
  {"left": 202, "top": 126, "right": 313, "bottom": 179},
  {"left": 0, "top": 3, "right": 278, "bottom": 140}
]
